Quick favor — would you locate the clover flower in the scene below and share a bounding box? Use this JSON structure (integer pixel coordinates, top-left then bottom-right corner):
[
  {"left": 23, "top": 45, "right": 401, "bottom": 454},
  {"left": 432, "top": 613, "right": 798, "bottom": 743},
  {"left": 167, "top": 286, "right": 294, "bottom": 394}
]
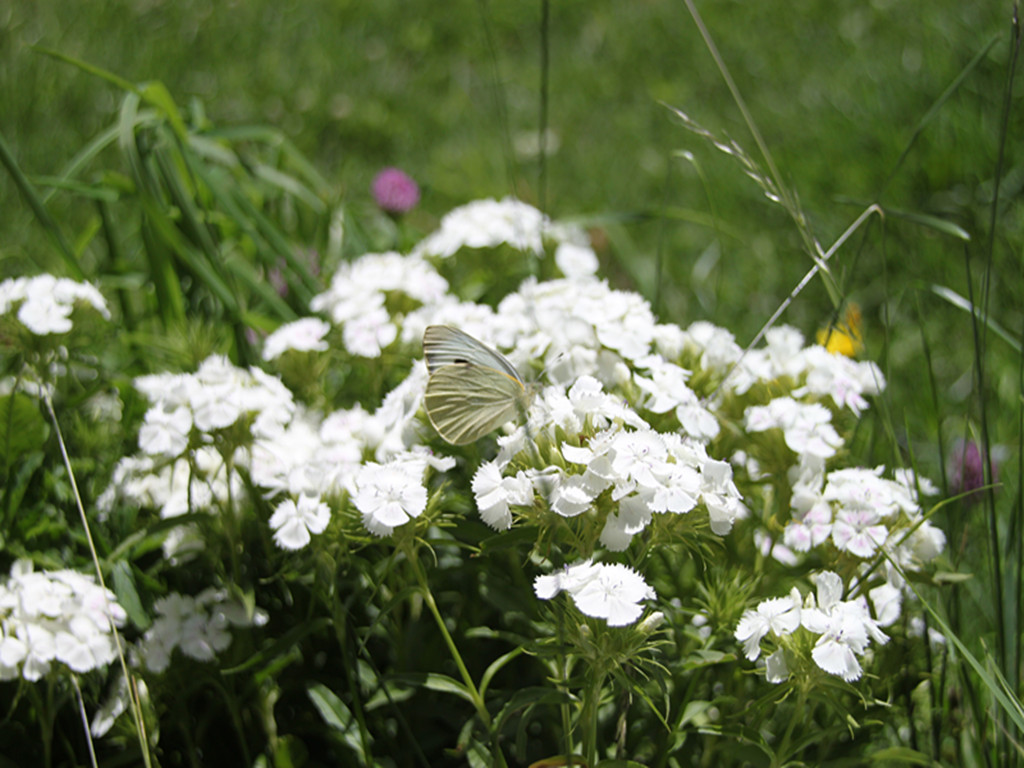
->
[
  {"left": 0, "top": 274, "right": 109, "bottom": 336},
  {"left": 371, "top": 167, "right": 420, "bottom": 214},
  {"left": 0, "top": 559, "right": 126, "bottom": 681},
  {"left": 949, "top": 439, "right": 997, "bottom": 505},
  {"left": 534, "top": 560, "right": 656, "bottom": 627}
]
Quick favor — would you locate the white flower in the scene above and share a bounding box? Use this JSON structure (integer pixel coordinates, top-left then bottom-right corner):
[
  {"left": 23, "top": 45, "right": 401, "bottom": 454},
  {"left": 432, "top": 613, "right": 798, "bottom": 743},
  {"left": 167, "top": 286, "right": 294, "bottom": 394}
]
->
[
  {"left": 311, "top": 252, "right": 448, "bottom": 324},
  {"left": 784, "top": 459, "right": 832, "bottom": 552},
  {"left": 0, "top": 275, "right": 110, "bottom": 336},
  {"left": 800, "top": 571, "right": 888, "bottom": 682},
  {"left": 609, "top": 430, "right": 668, "bottom": 491},
  {"left": 352, "top": 460, "right": 428, "bottom": 537},
  {"left": 571, "top": 563, "right": 656, "bottom": 627},
  {"left": 139, "top": 589, "right": 266, "bottom": 673},
  {"left": 262, "top": 317, "right": 331, "bottom": 360},
  {"left": 823, "top": 467, "right": 914, "bottom": 520},
  {"left": 413, "top": 198, "right": 548, "bottom": 258},
  {"left": 550, "top": 473, "right": 596, "bottom": 518},
  {"left": 634, "top": 357, "right": 720, "bottom": 440},
  {"left": 554, "top": 241, "right": 599, "bottom": 278},
  {"left": 794, "top": 347, "right": 885, "bottom": 416},
  {"left": 0, "top": 559, "right": 125, "bottom": 681},
  {"left": 342, "top": 304, "right": 397, "bottom": 358},
  {"left": 734, "top": 588, "right": 802, "bottom": 661},
  {"left": 906, "top": 521, "right": 946, "bottom": 562},
  {"left": 831, "top": 508, "right": 889, "bottom": 557},
  {"left": 269, "top": 495, "right": 332, "bottom": 550},
  {"left": 649, "top": 462, "right": 700, "bottom": 514},
  {"left": 681, "top": 321, "right": 743, "bottom": 380},
  {"left": 534, "top": 560, "right": 656, "bottom": 627},
  {"left": 869, "top": 582, "right": 902, "bottom": 627},
  {"left": 133, "top": 356, "right": 296, "bottom": 449},
  {"left": 745, "top": 398, "right": 843, "bottom": 459},
  {"left": 600, "top": 493, "right": 652, "bottom": 551},
  {"left": 19, "top": 293, "right": 73, "bottom": 334},
  {"left": 472, "top": 462, "right": 533, "bottom": 530},
  {"left": 700, "top": 458, "right": 746, "bottom": 535},
  {"left": 138, "top": 405, "right": 193, "bottom": 457}
]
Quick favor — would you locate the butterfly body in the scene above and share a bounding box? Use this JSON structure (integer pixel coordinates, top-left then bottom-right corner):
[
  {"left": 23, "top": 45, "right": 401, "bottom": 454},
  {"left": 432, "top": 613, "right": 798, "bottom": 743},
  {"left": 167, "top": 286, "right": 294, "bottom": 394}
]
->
[{"left": 422, "top": 325, "right": 534, "bottom": 445}]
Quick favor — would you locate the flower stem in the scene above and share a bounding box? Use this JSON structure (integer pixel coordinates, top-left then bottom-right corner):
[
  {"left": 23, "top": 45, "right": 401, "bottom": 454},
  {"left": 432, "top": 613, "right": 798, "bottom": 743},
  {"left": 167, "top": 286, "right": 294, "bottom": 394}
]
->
[
  {"left": 407, "top": 550, "right": 507, "bottom": 766},
  {"left": 580, "top": 666, "right": 607, "bottom": 766},
  {"left": 43, "top": 390, "right": 154, "bottom": 768}
]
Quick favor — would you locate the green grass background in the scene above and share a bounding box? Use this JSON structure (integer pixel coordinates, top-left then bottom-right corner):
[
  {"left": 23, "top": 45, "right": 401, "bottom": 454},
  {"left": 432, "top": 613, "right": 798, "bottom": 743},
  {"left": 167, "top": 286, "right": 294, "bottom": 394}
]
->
[{"left": 0, "top": 1, "right": 1017, "bottom": 483}]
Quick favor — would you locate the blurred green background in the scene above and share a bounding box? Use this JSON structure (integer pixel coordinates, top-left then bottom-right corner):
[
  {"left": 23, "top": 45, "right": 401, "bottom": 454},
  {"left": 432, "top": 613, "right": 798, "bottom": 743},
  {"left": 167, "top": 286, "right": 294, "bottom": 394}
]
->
[{"left": 0, "top": 0, "right": 1018, "bottom": 448}]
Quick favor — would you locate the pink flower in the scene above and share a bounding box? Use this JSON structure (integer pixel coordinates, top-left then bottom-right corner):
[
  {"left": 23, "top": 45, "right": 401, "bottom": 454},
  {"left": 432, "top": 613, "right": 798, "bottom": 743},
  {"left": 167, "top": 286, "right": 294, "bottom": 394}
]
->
[
  {"left": 372, "top": 167, "right": 420, "bottom": 214},
  {"left": 949, "top": 439, "right": 996, "bottom": 505}
]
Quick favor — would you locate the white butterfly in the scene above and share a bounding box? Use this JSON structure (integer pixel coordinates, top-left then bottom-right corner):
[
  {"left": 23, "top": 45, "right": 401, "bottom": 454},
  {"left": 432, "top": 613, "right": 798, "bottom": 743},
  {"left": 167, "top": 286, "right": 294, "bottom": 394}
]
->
[{"left": 422, "top": 325, "right": 534, "bottom": 445}]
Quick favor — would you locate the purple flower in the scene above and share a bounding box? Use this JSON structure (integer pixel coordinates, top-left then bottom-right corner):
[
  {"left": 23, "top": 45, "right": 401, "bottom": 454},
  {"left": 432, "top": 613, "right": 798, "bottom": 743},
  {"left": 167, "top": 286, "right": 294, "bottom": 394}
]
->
[
  {"left": 949, "top": 439, "right": 996, "bottom": 504},
  {"left": 372, "top": 167, "right": 420, "bottom": 214}
]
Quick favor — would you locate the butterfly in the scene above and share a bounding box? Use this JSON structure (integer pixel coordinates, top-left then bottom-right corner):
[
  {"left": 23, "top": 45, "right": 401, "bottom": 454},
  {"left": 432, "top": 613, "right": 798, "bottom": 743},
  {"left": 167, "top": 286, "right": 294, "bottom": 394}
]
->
[{"left": 422, "top": 325, "right": 534, "bottom": 445}]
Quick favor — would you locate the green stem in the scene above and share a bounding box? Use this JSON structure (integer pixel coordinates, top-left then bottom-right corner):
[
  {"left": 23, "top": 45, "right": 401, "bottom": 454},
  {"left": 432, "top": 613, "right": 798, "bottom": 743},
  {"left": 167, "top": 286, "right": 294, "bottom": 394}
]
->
[
  {"left": 580, "top": 666, "right": 606, "bottom": 766},
  {"left": 407, "top": 551, "right": 508, "bottom": 767},
  {"left": 774, "top": 687, "right": 808, "bottom": 768}
]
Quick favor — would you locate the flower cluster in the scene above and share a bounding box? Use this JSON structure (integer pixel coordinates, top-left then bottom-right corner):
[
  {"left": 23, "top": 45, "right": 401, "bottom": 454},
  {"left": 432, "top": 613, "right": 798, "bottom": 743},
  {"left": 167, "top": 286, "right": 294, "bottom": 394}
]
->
[
  {"left": 0, "top": 274, "right": 110, "bottom": 336},
  {"left": 136, "top": 588, "right": 268, "bottom": 673},
  {"left": 262, "top": 317, "right": 331, "bottom": 361},
  {"left": 735, "top": 571, "right": 890, "bottom": 683},
  {"left": 773, "top": 456, "right": 946, "bottom": 588},
  {"left": 133, "top": 354, "right": 296, "bottom": 458},
  {"left": 137, "top": 589, "right": 268, "bottom": 671},
  {"left": 412, "top": 197, "right": 552, "bottom": 259},
  {"left": 0, "top": 559, "right": 126, "bottom": 681},
  {"left": 95, "top": 197, "right": 945, "bottom": 693},
  {"left": 310, "top": 251, "right": 448, "bottom": 357}
]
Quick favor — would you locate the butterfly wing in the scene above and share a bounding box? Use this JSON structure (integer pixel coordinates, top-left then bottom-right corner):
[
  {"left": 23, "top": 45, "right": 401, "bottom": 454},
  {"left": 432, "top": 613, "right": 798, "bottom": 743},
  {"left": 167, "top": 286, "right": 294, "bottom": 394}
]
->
[
  {"left": 424, "top": 362, "right": 532, "bottom": 445},
  {"left": 423, "top": 325, "right": 524, "bottom": 383}
]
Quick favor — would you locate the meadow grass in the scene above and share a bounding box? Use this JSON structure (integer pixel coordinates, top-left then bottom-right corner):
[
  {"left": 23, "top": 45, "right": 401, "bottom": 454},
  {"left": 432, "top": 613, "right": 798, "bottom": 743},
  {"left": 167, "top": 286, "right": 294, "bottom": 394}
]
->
[{"left": 0, "top": 1, "right": 1021, "bottom": 766}]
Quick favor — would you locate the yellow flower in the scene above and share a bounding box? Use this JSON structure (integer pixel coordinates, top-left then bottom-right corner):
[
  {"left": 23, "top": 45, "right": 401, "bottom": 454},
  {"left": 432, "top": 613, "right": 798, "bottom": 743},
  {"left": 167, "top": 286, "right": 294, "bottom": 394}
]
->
[{"left": 817, "top": 304, "right": 863, "bottom": 357}]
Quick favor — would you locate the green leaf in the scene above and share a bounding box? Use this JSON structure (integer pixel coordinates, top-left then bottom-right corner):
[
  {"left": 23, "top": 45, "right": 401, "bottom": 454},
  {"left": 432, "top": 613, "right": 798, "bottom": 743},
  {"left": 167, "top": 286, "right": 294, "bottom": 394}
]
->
[
  {"left": 494, "top": 686, "right": 573, "bottom": 734},
  {"left": 866, "top": 746, "right": 932, "bottom": 765},
  {"left": 930, "top": 284, "right": 1021, "bottom": 352},
  {"left": 0, "top": 394, "right": 48, "bottom": 466},
  {"left": 110, "top": 560, "right": 149, "bottom": 630},
  {"left": 0, "top": 130, "right": 84, "bottom": 278},
  {"left": 389, "top": 672, "right": 474, "bottom": 704},
  {"left": 307, "top": 682, "right": 370, "bottom": 764}
]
